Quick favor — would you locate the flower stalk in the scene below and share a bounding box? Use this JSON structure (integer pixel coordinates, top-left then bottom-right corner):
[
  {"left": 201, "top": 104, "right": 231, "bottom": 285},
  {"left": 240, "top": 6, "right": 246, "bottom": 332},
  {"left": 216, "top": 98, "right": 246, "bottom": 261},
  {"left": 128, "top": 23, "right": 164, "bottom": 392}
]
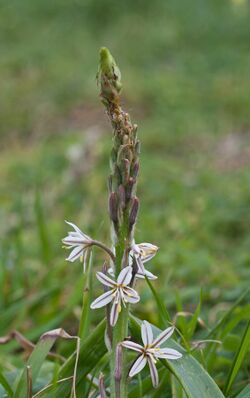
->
[{"left": 97, "top": 47, "right": 140, "bottom": 398}]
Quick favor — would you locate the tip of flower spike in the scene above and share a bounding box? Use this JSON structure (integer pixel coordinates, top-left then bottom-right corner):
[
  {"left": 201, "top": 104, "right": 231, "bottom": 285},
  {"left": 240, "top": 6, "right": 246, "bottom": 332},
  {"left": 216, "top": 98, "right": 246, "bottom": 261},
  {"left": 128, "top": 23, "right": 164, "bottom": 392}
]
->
[{"left": 98, "top": 47, "right": 122, "bottom": 95}]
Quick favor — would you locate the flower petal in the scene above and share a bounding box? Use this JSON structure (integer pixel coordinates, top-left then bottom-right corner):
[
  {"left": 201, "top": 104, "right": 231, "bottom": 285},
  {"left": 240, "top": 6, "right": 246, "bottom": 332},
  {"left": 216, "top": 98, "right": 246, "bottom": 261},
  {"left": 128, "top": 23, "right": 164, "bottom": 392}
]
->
[
  {"left": 62, "top": 236, "right": 88, "bottom": 245},
  {"left": 65, "top": 221, "right": 84, "bottom": 235},
  {"left": 147, "top": 354, "right": 159, "bottom": 388},
  {"left": 123, "top": 286, "right": 140, "bottom": 304},
  {"left": 90, "top": 290, "right": 114, "bottom": 309},
  {"left": 135, "top": 269, "right": 158, "bottom": 280},
  {"left": 121, "top": 341, "right": 143, "bottom": 353},
  {"left": 134, "top": 243, "right": 159, "bottom": 263},
  {"left": 129, "top": 355, "right": 147, "bottom": 377},
  {"left": 65, "top": 221, "right": 90, "bottom": 240},
  {"left": 66, "top": 245, "right": 84, "bottom": 262},
  {"left": 110, "top": 299, "right": 121, "bottom": 326},
  {"left": 152, "top": 326, "right": 175, "bottom": 348},
  {"left": 117, "top": 266, "right": 132, "bottom": 286},
  {"left": 135, "top": 255, "right": 145, "bottom": 274},
  {"left": 141, "top": 321, "right": 154, "bottom": 346},
  {"left": 96, "top": 271, "right": 116, "bottom": 288},
  {"left": 154, "top": 348, "right": 182, "bottom": 360}
]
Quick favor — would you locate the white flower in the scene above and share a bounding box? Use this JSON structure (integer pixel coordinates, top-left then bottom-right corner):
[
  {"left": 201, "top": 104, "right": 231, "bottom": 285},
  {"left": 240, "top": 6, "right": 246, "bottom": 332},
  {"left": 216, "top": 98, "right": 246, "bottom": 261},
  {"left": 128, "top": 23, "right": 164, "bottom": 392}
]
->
[
  {"left": 90, "top": 266, "right": 140, "bottom": 326},
  {"left": 121, "top": 321, "right": 182, "bottom": 388},
  {"left": 62, "top": 221, "right": 92, "bottom": 270},
  {"left": 131, "top": 242, "right": 159, "bottom": 280}
]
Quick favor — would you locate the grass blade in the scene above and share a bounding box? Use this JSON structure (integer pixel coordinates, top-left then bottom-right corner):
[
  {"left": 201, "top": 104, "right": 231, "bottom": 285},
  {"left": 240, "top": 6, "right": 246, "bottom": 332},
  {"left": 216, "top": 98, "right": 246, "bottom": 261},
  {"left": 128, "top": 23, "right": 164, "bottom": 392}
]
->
[
  {"left": 145, "top": 276, "right": 171, "bottom": 326},
  {"left": 235, "top": 384, "right": 250, "bottom": 398},
  {"left": 224, "top": 320, "right": 250, "bottom": 396},
  {"left": 0, "top": 371, "right": 14, "bottom": 397}
]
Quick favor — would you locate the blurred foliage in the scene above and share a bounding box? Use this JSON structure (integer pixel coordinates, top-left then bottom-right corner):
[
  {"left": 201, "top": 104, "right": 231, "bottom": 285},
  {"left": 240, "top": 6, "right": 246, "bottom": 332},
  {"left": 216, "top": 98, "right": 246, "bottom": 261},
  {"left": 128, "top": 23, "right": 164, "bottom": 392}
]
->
[{"left": 0, "top": 0, "right": 250, "bottom": 395}]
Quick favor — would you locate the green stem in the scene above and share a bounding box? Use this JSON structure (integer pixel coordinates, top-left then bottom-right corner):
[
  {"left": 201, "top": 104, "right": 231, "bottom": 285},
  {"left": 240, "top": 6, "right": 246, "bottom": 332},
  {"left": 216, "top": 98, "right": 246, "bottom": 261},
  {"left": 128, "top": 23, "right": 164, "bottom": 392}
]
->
[{"left": 110, "top": 216, "right": 130, "bottom": 398}]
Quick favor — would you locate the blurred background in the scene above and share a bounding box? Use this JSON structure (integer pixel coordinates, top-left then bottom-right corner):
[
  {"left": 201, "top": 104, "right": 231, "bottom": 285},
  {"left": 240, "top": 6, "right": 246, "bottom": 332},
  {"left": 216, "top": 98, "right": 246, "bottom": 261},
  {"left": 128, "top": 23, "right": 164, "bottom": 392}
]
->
[{"left": 0, "top": 0, "right": 250, "bottom": 386}]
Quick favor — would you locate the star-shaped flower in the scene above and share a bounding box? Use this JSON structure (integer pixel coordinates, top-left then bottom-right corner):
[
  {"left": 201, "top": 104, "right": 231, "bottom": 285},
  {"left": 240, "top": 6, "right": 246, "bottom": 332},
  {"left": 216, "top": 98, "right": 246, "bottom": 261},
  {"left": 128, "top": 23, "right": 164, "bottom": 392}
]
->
[
  {"left": 62, "top": 221, "right": 92, "bottom": 270},
  {"left": 90, "top": 266, "right": 140, "bottom": 326},
  {"left": 131, "top": 242, "right": 159, "bottom": 280},
  {"left": 121, "top": 321, "right": 182, "bottom": 387}
]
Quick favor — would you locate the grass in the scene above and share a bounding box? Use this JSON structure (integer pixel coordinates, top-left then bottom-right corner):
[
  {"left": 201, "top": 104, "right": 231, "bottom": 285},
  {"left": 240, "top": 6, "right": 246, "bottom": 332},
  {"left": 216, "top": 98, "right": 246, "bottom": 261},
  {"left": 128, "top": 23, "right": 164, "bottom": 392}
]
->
[{"left": 0, "top": 0, "right": 250, "bottom": 396}]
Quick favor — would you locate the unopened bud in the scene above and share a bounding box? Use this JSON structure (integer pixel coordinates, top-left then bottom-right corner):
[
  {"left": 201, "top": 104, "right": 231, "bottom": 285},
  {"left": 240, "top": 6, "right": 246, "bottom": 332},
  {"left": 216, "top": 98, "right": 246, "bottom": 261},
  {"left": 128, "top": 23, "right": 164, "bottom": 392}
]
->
[
  {"left": 126, "top": 177, "right": 135, "bottom": 201},
  {"left": 131, "top": 162, "right": 139, "bottom": 178},
  {"left": 114, "top": 165, "right": 122, "bottom": 187},
  {"left": 115, "top": 344, "right": 122, "bottom": 383},
  {"left": 110, "top": 148, "right": 117, "bottom": 172},
  {"left": 117, "top": 145, "right": 133, "bottom": 164},
  {"left": 135, "top": 140, "right": 141, "bottom": 156},
  {"left": 129, "top": 197, "right": 139, "bottom": 227},
  {"left": 107, "top": 176, "right": 113, "bottom": 193},
  {"left": 99, "top": 373, "right": 107, "bottom": 398},
  {"left": 121, "top": 158, "right": 130, "bottom": 184},
  {"left": 109, "top": 192, "right": 118, "bottom": 223},
  {"left": 118, "top": 185, "right": 126, "bottom": 209}
]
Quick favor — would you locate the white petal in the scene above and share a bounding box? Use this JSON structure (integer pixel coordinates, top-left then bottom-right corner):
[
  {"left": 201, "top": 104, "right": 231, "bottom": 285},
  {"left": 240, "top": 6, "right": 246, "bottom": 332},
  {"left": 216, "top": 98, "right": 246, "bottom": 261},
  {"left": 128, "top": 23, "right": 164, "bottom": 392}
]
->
[
  {"left": 110, "top": 299, "right": 121, "bottom": 326},
  {"left": 63, "top": 236, "right": 88, "bottom": 245},
  {"left": 135, "top": 269, "right": 158, "bottom": 280},
  {"left": 66, "top": 245, "right": 84, "bottom": 262},
  {"left": 121, "top": 341, "right": 143, "bottom": 353},
  {"left": 123, "top": 286, "right": 140, "bottom": 304},
  {"left": 129, "top": 355, "right": 147, "bottom": 377},
  {"left": 65, "top": 221, "right": 90, "bottom": 240},
  {"left": 141, "top": 321, "right": 154, "bottom": 346},
  {"left": 96, "top": 271, "right": 116, "bottom": 288},
  {"left": 65, "top": 221, "right": 83, "bottom": 235},
  {"left": 108, "top": 267, "right": 115, "bottom": 277},
  {"left": 135, "top": 243, "right": 159, "bottom": 263},
  {"left": 117, "top": 266, "right": 132, "bottom": 286},
  {"left": 154, "top": 348, "right": 182, "bottom": 360},
  {"left": 90, "top": 290, "right": 114, "bottom": 309},
  {"left": 152, "top": 326, "right": 175, "bottom": 348},
  {"left": 135, "top": 256, "right": 145, "bottom": 274},
  {"left": 147, "top": 354, "right": 159, "bottom": 388}
]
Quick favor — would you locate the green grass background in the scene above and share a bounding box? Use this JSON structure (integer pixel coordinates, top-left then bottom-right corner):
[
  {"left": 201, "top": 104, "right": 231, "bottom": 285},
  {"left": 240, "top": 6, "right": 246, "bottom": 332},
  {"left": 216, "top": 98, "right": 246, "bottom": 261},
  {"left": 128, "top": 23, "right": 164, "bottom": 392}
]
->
[{"left": 0, "top": 0, "right": 250, "bottom": 393}]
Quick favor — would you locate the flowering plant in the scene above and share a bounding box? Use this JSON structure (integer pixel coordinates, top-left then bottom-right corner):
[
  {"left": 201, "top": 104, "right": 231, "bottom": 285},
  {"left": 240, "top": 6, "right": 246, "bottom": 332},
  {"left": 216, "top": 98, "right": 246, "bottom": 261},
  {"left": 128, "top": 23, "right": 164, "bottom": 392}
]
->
[{"left": 62, "top": 47, "right": 183, "bottom": 397}]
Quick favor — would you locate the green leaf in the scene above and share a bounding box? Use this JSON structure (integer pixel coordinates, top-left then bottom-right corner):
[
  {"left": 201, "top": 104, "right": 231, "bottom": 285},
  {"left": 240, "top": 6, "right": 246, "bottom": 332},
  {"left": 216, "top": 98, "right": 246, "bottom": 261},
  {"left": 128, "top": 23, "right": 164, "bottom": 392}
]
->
[
  {"left": 145, "top": 276, "right": 171, "bottom": 327},
  {"left": 41, "top": 319, "right": 107, "bottom": 398},
  {"left": 14, "top": 329, "right": 78, "bottom": 398},
  {"left": 187, "top": 290, "right": 202, "bottom": 340},
  {"left": 235, "top": 384, "right": 250, "bottom": 398},
  {"left": 224, "top": 320, "right": 250, "bottom": 396},
  {"left": 130, "top": 317, "right": 225, "bottom": 398},
  {"left": 207, "top": 288, "right": 250, "bottom": 339},
  {"left": 78, "top": 252, "right": 93, "bottom": 339},
  {"left": 0, "top": 371, "right": 13, "bottom": 397}
]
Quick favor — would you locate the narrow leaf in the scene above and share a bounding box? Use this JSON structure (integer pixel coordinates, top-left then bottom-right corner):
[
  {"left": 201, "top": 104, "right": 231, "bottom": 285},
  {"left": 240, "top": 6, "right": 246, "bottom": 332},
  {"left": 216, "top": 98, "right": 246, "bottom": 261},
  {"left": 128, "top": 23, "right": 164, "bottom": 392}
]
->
[
  {"left": 145, "top": 276, "right": 170, "bottom": 326},
  {"left": 224, "top": 320, "right": 250, "bottom": 395},
  {"left": 0, "top": 372, "right": 14, "bottom": 397}
]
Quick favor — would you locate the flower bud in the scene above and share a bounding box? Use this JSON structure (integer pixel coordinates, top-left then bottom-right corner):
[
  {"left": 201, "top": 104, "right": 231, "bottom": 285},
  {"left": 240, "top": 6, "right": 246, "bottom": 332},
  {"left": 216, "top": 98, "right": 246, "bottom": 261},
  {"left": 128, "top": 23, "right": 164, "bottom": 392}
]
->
[
  {"left": 129, "top": 197, "right": 139, "bottom": 227},
  {"left": 131, "top": 162, "right": 139, "bottom": 178},
  {"left": 120, "top": 158, "right": 130, "bottom": 184},
  {"left": 118, "top": 185, "right": 126, "bottom": 209},
  {"left": 126, "top": 177, "right": 135, "bottom": 201},
  {"left": 109, "top": 192, "right": 118, "bottom": 223}
]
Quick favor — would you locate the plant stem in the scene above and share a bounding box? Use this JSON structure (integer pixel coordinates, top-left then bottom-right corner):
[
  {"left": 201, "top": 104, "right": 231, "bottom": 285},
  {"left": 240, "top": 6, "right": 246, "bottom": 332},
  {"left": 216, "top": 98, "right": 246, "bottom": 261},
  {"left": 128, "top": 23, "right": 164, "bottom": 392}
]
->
[{"left": 97, "top": 47, "right": 140, "bottom": 398}]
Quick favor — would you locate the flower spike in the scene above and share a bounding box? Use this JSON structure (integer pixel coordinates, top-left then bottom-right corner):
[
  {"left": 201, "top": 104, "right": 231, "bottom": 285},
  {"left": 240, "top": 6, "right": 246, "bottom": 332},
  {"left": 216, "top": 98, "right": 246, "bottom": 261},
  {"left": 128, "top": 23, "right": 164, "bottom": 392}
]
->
[
  {"left": 90, "top": 266, "right": 140, "bottom": 326},
  {"left": 121, "top": 321, "right": 182, "bottom": 388}
]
